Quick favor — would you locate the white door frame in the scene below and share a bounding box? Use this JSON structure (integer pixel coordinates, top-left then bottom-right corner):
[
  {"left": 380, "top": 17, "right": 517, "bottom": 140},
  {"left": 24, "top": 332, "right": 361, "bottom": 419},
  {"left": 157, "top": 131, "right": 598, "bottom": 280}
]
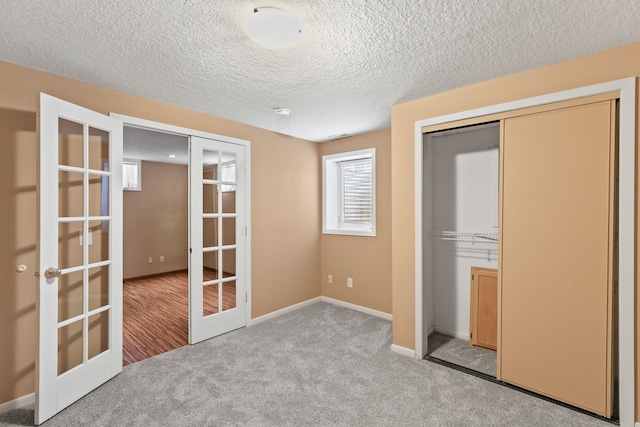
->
[
  {"left": 413, "top": 77, "right": 636, "bottom": 426},
  {"left": 109, "top": 114, "right": 253, "bottom": 328}
]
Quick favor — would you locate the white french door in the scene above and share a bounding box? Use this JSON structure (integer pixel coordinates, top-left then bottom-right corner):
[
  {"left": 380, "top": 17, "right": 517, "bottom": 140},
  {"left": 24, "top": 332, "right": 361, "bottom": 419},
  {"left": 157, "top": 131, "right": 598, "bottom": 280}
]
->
[
  {"left": 189, "top": 136, "right": 247, "bottom": 344},
  {"left": 36, "top": 94, "right": 123, "bottom": 424}
]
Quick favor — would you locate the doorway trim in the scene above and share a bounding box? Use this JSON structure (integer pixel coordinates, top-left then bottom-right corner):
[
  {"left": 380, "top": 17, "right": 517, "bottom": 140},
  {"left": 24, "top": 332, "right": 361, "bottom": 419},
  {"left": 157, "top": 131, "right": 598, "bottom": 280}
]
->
[
  {"left": 413, "top": 77, "right": 636, "bottom": 426},
  {"left": 109, "top": 113, "right": 252, "bottom": 327}
]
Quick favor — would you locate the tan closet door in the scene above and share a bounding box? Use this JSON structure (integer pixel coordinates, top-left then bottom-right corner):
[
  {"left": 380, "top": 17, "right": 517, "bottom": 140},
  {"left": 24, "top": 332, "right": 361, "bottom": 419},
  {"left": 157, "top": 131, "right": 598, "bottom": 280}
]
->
[{"left": 500, "top": 100, "right": 615, "bottom": 416}]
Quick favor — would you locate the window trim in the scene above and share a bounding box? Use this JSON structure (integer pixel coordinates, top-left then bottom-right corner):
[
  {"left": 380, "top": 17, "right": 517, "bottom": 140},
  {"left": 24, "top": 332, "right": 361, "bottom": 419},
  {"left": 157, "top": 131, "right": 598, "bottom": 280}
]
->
[{"left": 322, "top": 148, "right": 376, "bottom": 237}]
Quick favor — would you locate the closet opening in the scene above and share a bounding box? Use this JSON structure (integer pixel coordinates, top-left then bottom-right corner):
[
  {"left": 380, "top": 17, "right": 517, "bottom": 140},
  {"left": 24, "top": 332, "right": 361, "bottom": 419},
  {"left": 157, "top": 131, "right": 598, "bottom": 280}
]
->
[
  {"left": 421, "top": 103, "right": 620, "bottom": 421},
  {"left": 414, "top": 79, "right": 634, "bottom": 425},
  {"left": 423, "top": 121, "right": 500, "bottom": 378}
]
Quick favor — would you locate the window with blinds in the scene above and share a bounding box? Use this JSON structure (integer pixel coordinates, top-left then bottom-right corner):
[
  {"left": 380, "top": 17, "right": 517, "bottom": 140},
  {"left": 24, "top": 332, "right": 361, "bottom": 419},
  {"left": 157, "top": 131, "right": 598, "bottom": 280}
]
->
[
  {"left": 322, "top": 148, "right": 376, "bottom": 236},
  {"left": 339, "top": 158, "right": 373, "bottom": 226}
]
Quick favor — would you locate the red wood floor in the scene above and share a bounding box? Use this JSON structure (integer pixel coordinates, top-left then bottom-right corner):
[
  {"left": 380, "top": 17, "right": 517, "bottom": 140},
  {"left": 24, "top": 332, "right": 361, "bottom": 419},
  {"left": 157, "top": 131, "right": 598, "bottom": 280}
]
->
[{"left": 123, "top": 270, "right": 236, "bottom": 366}]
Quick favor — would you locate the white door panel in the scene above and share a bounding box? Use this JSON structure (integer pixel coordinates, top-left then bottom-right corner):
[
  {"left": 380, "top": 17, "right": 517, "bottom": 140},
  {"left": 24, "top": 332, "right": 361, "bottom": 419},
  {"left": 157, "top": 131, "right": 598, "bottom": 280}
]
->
[
  {"left": 37, "top": 93, "right": 123, "bottom": 424},
  {"left": 189, "top": 136, "right": 246, "bottom": 344}
]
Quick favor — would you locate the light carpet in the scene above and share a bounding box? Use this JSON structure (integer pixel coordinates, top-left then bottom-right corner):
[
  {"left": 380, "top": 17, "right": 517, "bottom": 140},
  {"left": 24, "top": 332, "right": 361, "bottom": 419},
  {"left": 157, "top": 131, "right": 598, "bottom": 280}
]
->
[
  {"left": 428, "top": 332, "right": 497, "bottom": 377},
  {"left": 0, "top": 302, "right": 611, "bottom": 426}
]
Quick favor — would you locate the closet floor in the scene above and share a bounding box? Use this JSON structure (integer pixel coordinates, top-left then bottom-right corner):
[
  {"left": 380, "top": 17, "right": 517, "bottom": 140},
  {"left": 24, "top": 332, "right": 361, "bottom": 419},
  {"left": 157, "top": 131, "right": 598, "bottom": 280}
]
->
[{"left": 428, "top": 332, "right": 496, "bottom": 377}]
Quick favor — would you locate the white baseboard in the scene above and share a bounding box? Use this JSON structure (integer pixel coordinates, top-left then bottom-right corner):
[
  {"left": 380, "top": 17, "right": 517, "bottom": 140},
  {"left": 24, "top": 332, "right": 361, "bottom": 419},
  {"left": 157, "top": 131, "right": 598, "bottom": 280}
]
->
[
  {"left": 434, "top": 327, "right": 469, "bottom": 341},
  {"left": 249, "top": 297, "right": 322, "bottom": 326},
  {"left": 0, "top": 393, "right": 34, "bottom": 415},
  {"left": 390, "top": 344, "right": 416, "bottom": 358},
  {"left": 320, "top": 296, "right": 392, "bottom": 321},
  {"left": 427, "top": 325, "right": 435, "bottom": 336},
  {"left": 249, "top": 295, "right": 392, "bottom": 328}
]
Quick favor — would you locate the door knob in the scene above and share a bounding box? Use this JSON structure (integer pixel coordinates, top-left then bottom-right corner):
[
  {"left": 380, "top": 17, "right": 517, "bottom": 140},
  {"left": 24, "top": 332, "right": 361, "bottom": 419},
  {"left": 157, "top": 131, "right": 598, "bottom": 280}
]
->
[{"left": 44, "top": 268, "right": 61, "bottom": 279}]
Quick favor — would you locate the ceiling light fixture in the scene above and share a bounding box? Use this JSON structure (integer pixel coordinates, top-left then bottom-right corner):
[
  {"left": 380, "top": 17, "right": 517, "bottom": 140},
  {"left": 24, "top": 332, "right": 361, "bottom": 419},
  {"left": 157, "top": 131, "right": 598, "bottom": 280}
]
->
[
  {"left": 275, "top": 108, "right": 291, "bottom": 116},
  {"left": 244, "top": 7, "right": 307, "bottom": 49}
]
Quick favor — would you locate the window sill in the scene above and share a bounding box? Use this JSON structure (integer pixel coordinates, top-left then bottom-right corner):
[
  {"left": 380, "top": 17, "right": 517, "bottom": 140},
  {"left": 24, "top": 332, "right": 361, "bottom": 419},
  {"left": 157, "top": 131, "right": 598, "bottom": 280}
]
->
[{"left": 323, "top": 228, "right": 376, "bottom": 237}]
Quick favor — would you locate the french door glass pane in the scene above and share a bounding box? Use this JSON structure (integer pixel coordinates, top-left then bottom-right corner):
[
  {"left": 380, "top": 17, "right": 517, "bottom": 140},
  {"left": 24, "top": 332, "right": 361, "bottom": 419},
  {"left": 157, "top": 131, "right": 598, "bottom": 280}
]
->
[
  {"left": 58, "top": 319, "right": 83, "bottom": 375},
  {"left": 203, "top": 284, "right": 219, "bottom": 316},
  {"left": 88, "top": 266, "right": 109, "bottom": 311},
  {"left": 202, "top": 151, "right": 218, "bottom": 180},
  {"left": 88, "top": 220, "right": 109, "bottom": 264},
  {"left": 58, "top": 222, "right": 83, "bottom": 270},
  {"left": 221, "top": 248, "right": 236, "bottom": 277},
  {"left": 88, "top": 127, "right": 109, "bottom": 171},
  {"left": 203, "top": 252, "right": 219, "bottom": 280},
  {"left": 88, "top": 174, "right": 109, "bottom": 217},
  {"left": 58, "top": 118, "right": 83, "bottom": 168},
  {"left": 88, "top": 311, "right": 109, "bottom": 359},
  {"left": 59, "top": 171, "right": 84, "bottom": 218},
  {"left": 221, "top": 154, "right": 236, "bottom": 184},
  {"left": 202, "top": 184, "right": 219, "bottom": 214},
  {"left": 221, "top": 217, "right": 236, "bottom": 246},
  {"left": 222, "top": 188, "right": 236, "bottom": 213},
  {"left": 203, "top": 217, "right": 219, "bottom": 248},
  {"left": 221, "top": 281, "right": 236, "bottom": 312},
  {"left": 58, "top": 270, "right": 84, "bottom": 322}
]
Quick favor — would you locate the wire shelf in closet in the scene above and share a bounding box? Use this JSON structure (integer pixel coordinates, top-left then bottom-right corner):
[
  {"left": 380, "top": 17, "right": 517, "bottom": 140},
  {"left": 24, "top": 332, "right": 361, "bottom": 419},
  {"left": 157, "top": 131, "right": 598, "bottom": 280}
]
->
[
  {"left": 428, "top": 231, "right": 498, "bottom": 242},
  {"left": 428, "top": 231, "right": 499, "bottom": 256}
]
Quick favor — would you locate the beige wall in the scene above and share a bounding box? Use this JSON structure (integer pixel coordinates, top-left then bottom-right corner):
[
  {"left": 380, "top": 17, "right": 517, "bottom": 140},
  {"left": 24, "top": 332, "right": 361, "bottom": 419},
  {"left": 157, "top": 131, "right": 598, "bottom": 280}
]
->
[
  {"left": 251, "top": 134, "right": 321, "bottom": 315},
  {"left": 123, "top": 161, "right": 189, "bottom": 279},
  {"left": 319, "top": 130, "right": 392, "bottom": 314},
  {"left": 0, "top": 107, "right": 37, "bottom": 405},
  {"left": 0, "top": 60, "right": 321, "bottom": 404},
  {"left": 391, "top": 42, "right": 640, "bottom": 419}
]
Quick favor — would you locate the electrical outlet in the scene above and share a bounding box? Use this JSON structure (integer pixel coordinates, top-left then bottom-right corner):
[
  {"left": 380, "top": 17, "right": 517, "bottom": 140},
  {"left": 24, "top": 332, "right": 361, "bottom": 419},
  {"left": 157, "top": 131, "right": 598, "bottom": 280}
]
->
[
  {"left": 160, "top": 256, "right": 165, "bottom": 263},
  {"left": 347, "top": 277, "right": 353, "bottom": 288},
  {"left": 328, "top": 275, "right": 333, "bottom": 284},
  {"left": 148, "top": 257, "right": 153, "bottom": 264}
]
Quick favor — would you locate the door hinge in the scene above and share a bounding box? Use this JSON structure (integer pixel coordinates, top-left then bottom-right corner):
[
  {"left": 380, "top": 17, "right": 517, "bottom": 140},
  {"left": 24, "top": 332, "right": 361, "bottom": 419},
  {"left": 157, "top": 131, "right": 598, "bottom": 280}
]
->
[
  {"left": 244, "top": 226, "right": 247, "bottom": 236},
  {"left": 189, "top": 247, "right": 192, "bottom": 254},
  {"left": 470, "top": 332, "right": 473, "bottom": 339},
  {"left": 245, "top": 292, "right": 248, "bottom": 303}
]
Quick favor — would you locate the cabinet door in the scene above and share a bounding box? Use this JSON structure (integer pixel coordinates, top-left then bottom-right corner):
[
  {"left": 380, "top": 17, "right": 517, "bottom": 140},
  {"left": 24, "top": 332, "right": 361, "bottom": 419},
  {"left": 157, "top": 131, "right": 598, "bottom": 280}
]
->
[
  {"left": 499, "top": 100, "right": 615, "bottom": 417},
  {"left": 470, "top": 267, "right": 498, "bottom": 351}
]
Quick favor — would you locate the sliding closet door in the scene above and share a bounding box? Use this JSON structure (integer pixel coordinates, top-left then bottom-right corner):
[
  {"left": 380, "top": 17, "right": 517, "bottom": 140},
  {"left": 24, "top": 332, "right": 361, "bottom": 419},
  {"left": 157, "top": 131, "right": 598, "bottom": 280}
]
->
[{"left": 500, "top": 100, "right": 615, "bottom": 416}]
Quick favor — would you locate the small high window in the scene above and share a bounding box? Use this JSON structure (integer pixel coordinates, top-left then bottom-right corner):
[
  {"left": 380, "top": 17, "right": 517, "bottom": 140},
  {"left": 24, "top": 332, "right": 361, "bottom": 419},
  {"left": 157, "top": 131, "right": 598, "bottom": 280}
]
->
[
  {"left": 323, "top": 148, "right": 376, "bottom": 236},
  {"left": 123, "top": 158, "right": 141, "bottom": 191}
]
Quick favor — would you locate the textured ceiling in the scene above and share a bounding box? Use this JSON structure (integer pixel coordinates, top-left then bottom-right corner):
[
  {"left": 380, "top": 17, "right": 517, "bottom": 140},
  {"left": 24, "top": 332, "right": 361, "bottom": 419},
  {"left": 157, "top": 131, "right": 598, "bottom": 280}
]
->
[{"left": 1, "top": 1, "right": 640, "bottom": 142}]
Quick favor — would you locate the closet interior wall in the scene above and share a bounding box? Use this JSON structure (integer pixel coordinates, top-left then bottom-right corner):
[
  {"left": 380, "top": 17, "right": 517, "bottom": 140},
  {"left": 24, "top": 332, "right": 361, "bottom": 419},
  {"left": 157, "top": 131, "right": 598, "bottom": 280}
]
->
[{"left": 424, "top": 123, "right": 500, "bottom": 340}]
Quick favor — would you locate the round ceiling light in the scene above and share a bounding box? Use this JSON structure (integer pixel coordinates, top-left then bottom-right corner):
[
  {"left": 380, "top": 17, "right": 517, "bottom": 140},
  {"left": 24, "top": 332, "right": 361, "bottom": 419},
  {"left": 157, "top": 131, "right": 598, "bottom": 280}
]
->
[{"left": 244, "top": 7, "right": 307, "bottom": 49}]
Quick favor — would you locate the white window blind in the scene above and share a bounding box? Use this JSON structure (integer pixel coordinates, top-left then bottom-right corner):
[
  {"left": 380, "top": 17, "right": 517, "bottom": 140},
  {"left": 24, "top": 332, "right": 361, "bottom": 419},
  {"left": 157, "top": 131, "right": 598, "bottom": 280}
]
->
[{"left": 339, "top": 158, "right": 373, "bottom": 226}]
